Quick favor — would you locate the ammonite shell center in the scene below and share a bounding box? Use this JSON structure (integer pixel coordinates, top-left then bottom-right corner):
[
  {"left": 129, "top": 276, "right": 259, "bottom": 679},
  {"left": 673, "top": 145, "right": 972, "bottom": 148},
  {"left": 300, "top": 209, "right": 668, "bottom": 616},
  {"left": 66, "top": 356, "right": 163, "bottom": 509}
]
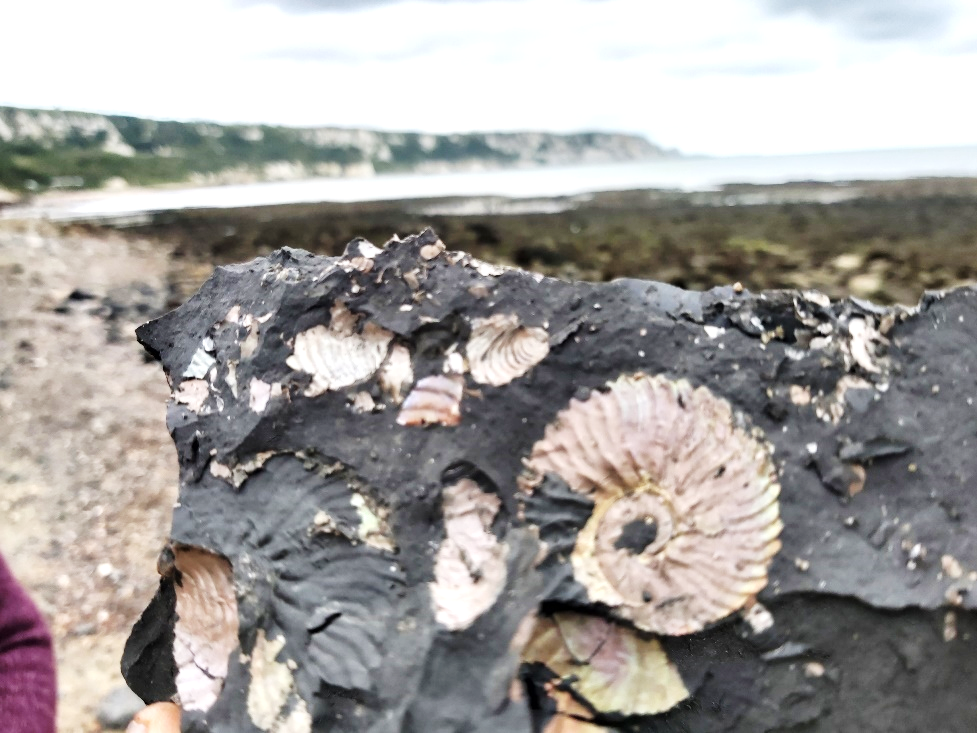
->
[
  {"left": 594, "top": 491, "right": 678, "bottom": 605},
  {"left": 597, "top": 492, "right": 674, "bottom": 558}
]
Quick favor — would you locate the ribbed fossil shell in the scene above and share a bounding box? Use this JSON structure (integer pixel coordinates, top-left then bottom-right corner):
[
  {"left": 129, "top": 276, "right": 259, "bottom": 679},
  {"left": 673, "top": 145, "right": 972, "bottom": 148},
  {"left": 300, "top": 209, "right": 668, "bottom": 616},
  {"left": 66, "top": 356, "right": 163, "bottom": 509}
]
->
[
  {"left": 171, "top": 546, "right": 239, "bottom": 712},
  {"left": 523, "top": 373, "right": 782, "bottom": 636},
  {"left": 521, "top": 612, "right": 689, "bottom": 716},
  {"left": 429, "top": 479, "right": 508, "bottom": 630},
  {"left": 286, "top": 302, "right": 392, "bottom": 396},
  {"left": 467, "top": 314, "right": 549, "bottom": 386},
  {"left": 396, "top": 375, "right": 464, "bottom": 426}
]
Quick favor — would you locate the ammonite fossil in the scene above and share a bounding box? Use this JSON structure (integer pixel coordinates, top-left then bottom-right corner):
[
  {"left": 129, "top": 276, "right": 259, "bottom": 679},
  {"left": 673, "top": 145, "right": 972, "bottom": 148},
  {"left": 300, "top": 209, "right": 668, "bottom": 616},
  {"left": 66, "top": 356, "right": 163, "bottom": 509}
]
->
[{"left": 522, "top": 373, "right": 782, "bottom": 636}]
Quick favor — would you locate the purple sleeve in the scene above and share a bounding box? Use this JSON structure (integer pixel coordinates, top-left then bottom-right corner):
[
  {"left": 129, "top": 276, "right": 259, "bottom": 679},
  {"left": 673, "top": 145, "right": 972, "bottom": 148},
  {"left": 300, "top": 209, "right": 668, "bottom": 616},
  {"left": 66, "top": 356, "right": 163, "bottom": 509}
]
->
[{"left": 0, "top": 553, "right": 57, "bottom": 733}]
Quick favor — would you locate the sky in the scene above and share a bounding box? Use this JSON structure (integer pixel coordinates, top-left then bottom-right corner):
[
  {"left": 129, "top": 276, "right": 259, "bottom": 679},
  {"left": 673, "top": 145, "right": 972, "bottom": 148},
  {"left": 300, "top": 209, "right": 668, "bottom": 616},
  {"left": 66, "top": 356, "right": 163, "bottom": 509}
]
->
[{"left": 3, "top": 0, "right": 976, "bottom": 156}]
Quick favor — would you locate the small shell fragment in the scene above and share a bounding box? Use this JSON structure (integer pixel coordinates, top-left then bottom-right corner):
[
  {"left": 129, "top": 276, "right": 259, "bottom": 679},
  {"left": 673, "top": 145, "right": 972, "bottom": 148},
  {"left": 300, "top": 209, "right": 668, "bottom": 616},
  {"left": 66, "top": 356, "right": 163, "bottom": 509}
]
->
[
  {"left": 247, "top": 630, "right": 310, "bottom": 733},
  {"left": 942, "top": 555, "right": 963, "bottom": 579},
  {"left": 523, "top": 373, "right": 782, "bottom": 636},
  {"left": 378, "top": 345, "right": 414, "bottom": 404},
  {"left": 183, "top": 348, "right": 217, "bottom": 379},
  {"left": 249, "top": 378, "right": 279, "bottom": 414},
  {"left": 429, "top": 479, "right": 508, "bottom": 630},
  {"left": 847, "top": 317, "right": 884, "bottom": 374},
  {"left": 350, "top": 391, "right": 377, "bottom": 414},
  {"left": 470, "top": 257, "right": 509, "bottom": 277},
  {"left": 521, "top": 612, "right": 689, "bottom": 716},
  {"left": 419, "top": 239, "right": 446, "bottom": 260},
  {"left": 467, "top": 314, "right": 549, "bottom": 387},
  {"left": 397, "top": 375, "right": 464, "bottom": 427},
  {"left": 172, "top": 546, "right": 240, "bottom": 712},
  {"left": 286, "top": 301, "right": 393, "bottom": 396},
  {"left": 174, "top": 379, "right": 210, "bottom": 413}
]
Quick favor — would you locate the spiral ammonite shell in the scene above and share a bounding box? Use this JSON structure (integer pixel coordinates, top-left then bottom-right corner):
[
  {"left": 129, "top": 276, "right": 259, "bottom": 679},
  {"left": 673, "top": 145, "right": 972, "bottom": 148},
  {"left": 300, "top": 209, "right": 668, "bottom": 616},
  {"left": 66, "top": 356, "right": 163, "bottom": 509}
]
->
[{"left": 523, "top": 373, "right": 782, "bottom": 636}]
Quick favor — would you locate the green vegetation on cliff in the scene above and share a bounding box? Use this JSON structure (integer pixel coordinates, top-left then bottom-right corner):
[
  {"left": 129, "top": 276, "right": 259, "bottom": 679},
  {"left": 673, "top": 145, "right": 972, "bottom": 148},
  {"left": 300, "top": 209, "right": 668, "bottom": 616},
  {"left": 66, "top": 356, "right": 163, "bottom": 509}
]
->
[{"left": 0, "top": 106, "right": 666, "bottom": 193}]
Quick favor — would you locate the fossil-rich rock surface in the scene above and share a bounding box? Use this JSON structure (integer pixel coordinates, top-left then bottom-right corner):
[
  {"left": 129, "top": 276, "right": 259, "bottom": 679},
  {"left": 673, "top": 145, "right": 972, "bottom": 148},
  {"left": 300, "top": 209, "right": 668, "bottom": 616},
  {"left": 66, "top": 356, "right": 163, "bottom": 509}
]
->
[{"left": 124, "top": 228, "right": 977, "bottom": 733}]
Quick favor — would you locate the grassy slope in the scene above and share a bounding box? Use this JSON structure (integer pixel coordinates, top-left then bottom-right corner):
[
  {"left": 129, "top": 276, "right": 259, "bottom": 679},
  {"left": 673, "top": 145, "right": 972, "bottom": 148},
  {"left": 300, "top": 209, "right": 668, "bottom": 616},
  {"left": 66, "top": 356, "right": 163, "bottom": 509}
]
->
[{"left": 0, "top": 111, "right": 535, "bottom": 192}]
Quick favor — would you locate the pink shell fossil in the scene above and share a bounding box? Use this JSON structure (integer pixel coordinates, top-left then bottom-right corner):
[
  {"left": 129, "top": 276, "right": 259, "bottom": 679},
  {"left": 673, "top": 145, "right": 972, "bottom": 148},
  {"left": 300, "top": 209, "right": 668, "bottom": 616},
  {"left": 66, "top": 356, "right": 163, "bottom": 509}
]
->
[
  {"left": 522, "top": 373, "right": 782, "bottom": 636},
  {"left": 396, "top": 375, "right": 464, "bottom": 426},
  {"left": 170, "top": 546, "right": 240, "bottom": 712},
  {"left": 466, "top": 314, "right": 550, "bottom": 387},
  {"left": 428, "top": 479, "right": 509, "bottom": 630}
]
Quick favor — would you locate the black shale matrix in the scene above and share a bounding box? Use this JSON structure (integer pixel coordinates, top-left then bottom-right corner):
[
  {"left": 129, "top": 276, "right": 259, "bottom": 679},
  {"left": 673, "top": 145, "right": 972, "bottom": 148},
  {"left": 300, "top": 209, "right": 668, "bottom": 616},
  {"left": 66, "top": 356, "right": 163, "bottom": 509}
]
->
[{"left": 123, "top": 228, "right": 977, "bottom": 733}]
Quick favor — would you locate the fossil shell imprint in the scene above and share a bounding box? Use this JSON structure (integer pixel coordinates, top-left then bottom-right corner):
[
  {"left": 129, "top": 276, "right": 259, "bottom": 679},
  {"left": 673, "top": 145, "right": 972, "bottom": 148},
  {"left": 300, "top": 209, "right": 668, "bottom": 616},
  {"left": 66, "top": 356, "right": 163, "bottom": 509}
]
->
[
  {"left": 171, "top": 546, "right": 240, "bottom": 712},
  {"left": 429, "top": 479, "right": 509, "bottom": 630},
  {"left": 396, "top": 375, "right": 464, "bottom": 426},
  {"left": 522, "top": 612, "right": 689, "bottom": 717},
  {"left": 466, "top": 314, "right": 549, "bottom": 387},
  {"left": 523, "top": 373, "right": 782, "bottom": 636},
  {"left": 286, "top": 302, "right": 392, "bottom": 396}
]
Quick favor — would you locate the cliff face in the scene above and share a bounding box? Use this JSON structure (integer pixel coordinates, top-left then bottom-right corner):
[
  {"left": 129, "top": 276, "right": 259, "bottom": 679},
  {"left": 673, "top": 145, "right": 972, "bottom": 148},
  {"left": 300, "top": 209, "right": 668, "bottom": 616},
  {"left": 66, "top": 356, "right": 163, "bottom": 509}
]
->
[{"left": 0, "top": 106, "right": 670, "bottom": 193}]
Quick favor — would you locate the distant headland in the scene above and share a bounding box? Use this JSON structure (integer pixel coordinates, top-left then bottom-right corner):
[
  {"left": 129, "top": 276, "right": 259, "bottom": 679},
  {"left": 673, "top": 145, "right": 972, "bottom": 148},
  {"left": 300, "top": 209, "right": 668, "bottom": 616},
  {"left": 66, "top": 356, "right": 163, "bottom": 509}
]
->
[{"left": 0, "top": 105, "right": 672, "bottom": 194}]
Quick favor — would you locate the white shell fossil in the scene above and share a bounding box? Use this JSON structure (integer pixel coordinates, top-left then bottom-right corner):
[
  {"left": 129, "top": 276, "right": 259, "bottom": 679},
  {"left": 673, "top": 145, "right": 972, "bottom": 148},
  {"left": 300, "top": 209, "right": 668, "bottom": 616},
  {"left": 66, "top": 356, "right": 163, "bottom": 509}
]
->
[
  {"left": 466, "top": 314, "right": 549, "bottom": 387},
  {"left": 378, "top": 344, "right": 413, "bottom": 404},
  {"left": 173, "top": 378, "right": 210, "bottom": 413},
  {"left": 286, "top": 302, "right": 392, "bottom": 396},
  {"left": 396, "top": 375, "right": 464, "bottom": 426},
  {"left": 246, "top": 630, "right": 311, "bottom": 733},
  {"left": 429, "top": 479, "right": 508, "bottom": 630},
  {"left": 522, "top": 373, "right": 782, "bottom": 636},
  {"left": 521, "top": 611, "right": 690, "bottom": 716},
  {"left": 171, "top": 546, "right": 240, "bottom": 712}
]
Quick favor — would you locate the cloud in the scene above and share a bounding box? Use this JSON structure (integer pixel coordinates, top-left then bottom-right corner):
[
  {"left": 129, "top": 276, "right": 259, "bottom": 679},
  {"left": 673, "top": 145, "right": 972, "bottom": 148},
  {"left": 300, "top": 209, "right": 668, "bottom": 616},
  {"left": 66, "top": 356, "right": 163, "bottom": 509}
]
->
[
  {"left": 235, "top": 0, "right": 410, "bottom": 10},
  {"left": 760, "top": 0, "right": 957, "bottom": 41},
  {"left": 234, "top": 0, "right": 588, "bottom": 11},
  {"left": 668, "top": 57, "right": 821, "bottom": 78}
]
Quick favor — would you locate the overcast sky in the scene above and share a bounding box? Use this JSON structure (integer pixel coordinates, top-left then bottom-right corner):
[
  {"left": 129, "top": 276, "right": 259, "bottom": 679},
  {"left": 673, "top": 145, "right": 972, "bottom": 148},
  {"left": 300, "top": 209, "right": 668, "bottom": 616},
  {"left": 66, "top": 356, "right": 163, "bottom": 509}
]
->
[{"left": 3, "top": 0, "right": 976, "bottom": 156}]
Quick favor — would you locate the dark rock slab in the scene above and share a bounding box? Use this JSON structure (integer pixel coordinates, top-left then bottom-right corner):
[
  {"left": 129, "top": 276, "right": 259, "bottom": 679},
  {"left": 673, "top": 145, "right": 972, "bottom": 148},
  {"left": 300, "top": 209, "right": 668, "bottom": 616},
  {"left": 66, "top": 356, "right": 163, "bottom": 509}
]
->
[{"left": 124, "top": 228, "right": 977, "bottom": 732}]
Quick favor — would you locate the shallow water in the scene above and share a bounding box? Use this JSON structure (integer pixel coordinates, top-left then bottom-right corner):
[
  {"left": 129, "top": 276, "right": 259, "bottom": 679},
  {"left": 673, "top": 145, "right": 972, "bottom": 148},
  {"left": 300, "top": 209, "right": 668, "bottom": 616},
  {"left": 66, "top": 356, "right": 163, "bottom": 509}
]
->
[{"left": 8, "top": 144, "right": 977, "bottom": 220}]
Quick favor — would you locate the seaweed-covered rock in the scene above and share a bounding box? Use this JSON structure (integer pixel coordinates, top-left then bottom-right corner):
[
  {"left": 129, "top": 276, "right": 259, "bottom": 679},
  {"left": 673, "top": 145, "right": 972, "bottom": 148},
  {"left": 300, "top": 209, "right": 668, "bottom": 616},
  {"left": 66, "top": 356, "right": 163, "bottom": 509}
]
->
[{"left": 124, "top": 229, "right": 977, "bottom": 733}]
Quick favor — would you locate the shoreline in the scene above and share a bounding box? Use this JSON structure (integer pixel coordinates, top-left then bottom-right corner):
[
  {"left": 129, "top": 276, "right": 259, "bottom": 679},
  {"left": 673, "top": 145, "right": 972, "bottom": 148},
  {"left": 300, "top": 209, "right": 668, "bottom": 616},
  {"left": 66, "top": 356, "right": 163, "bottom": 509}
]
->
[{"left": 5, "top": 144, "right": 977, "bottom": 222}]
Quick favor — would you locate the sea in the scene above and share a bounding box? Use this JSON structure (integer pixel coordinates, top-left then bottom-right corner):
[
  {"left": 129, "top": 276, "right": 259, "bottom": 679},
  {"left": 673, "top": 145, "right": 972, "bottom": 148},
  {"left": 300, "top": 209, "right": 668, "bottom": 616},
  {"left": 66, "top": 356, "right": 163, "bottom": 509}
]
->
[{"left": 7, "top": 144, "right": 977, "bottom": 221}]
